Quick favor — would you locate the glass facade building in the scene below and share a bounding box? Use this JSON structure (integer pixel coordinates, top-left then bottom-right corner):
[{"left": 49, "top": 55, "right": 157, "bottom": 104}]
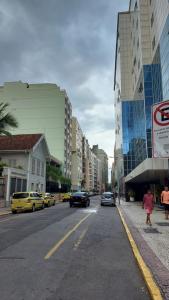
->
[
  {"left": 122, "top": 100, "right": 146, "bottom": 176},
  {"left": 114, "top": 0, "right": 169, "bottom": 188}
]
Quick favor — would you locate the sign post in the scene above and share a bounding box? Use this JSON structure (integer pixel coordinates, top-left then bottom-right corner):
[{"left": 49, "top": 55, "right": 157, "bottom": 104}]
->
[{"left": 152, "top": 100, "right": 169, "bottom": 158}]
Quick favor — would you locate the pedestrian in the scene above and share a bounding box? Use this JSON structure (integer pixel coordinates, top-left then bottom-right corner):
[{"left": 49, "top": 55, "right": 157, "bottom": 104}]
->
[
  {"left": 142, "top": 189, "right": 154, "bottom": 226},
  {"left": 161, "top": 186, "right": 169, "bottom": 220}
]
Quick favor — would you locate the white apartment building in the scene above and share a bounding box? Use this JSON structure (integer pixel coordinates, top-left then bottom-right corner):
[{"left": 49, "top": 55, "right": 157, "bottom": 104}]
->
[
  {"left": 71, "top": 117, "right": 83, "bottom": 191},
  {"left": 0, "top": 81, "right": 72, "bottom": 178},
  {"left": 92, "top": 145, "right": 108, "bottom": 191}
]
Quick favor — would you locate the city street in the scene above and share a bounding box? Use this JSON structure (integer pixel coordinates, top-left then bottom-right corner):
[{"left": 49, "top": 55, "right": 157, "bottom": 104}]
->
[{"left": 0, "top": 196, "right": 150, "bottom": 300}]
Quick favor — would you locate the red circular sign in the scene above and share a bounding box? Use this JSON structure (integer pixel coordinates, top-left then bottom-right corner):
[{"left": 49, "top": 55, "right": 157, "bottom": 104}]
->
[{"left": 154, "top": 102, "right": 169, "bottom": 126}]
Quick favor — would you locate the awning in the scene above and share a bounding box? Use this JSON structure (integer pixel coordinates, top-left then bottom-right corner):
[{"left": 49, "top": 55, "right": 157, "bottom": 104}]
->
[{"left": 125, "top": 158, "right": 169, "bottom": 183}]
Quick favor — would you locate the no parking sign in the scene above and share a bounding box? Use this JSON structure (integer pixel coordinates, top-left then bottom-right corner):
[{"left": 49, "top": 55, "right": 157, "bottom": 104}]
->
[{"left": 152, "top": 100, "right": 169, "bottom": 157}]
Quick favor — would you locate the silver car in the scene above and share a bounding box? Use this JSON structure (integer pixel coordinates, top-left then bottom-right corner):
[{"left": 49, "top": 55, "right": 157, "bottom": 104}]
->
[{"left": 101, "top": 192, "right": 116, "bottom": 207}]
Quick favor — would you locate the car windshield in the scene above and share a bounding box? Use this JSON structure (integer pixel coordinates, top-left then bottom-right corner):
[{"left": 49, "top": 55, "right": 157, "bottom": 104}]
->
[
  {"left": 102, "top": 193, "right": 112, "bottom": 198},
  {"left": 13, "top": 193, "right": 29, "bottom": 199},
  {"left": 73, "top": 192, "right": 86, "bottom": 196}
]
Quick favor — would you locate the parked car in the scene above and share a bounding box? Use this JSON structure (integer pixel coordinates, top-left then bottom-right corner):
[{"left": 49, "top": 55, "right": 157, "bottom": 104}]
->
[
  {"left": 39, "top": 192, "right": 55, "bottom": 207},
  {"left": 62, "top": 192, "right": 72, "bottom": 202},
  {"left": 101, "top": 192, "right": 116, "bottom": 207},
  {"left": 11, "top": 192, "right": 45, "bottom": 213},
  {"left": 69, "top": 192, "right": 90, "bottom": 208}
]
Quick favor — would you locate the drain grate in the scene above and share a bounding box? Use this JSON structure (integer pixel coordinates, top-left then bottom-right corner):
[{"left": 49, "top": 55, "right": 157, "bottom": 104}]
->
[
  {"left": 143, "top": 228, "right": 161, "bottom": 234},
  {"left": 156, "top": 222, "right": 169, "bottom": 226}
]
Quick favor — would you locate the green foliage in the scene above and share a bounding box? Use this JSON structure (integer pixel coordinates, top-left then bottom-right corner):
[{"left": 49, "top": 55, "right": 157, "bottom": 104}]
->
[
  {"left": 0, "top": 102, "right": 18, "bottom": 135},
  {"left": 46, "top": 163, "right": 71, "bottom": 187}
]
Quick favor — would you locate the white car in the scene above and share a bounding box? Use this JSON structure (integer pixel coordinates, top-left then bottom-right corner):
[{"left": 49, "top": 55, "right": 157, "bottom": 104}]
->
[{"left": 101, "top": 192, "right": 116, "bottom": 207}]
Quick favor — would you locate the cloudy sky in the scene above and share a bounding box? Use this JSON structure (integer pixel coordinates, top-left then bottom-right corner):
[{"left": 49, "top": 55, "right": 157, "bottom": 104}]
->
[{"left": 0, "top": 0, "right": 128, "bottom": 167}]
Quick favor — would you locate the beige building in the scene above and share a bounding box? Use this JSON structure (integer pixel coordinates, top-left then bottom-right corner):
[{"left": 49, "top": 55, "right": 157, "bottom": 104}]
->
[
  {"left": 71, "top": 117, "right": 83, "bottom": 191},
  {"left": 92, "top": 145, "right": 108, "bottom": 192},
  {"left": 0, "top": 81, "right": 72, "bottom": 178},
  {"left": 82, "top": 136, "right": 90, "bottom": 191}
]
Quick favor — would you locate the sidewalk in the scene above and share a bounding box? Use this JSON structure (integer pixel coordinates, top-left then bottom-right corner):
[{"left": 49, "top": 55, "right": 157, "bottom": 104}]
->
[
  {"left": 0, "top": 207, "right": 11, "bottom": 217},
  {"left": 119, "top": 199, "right": 169, "bottom": 299}
]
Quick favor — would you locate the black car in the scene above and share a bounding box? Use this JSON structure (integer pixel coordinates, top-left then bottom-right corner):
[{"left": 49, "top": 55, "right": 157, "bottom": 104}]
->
[{"left": 69, "top": 192, "right": 90, "bottom": 208}]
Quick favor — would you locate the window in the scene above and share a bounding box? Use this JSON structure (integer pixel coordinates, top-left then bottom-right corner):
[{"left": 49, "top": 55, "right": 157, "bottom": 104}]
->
[
  {"left": 152, "top": 36, "right": 156, "bottom": 50},
  {"left": 151, "top": 13, "right": 154, "bottom": 27},
  {"left": 32, "top": 158, "right": 35, "bottom": 174},
  {"left": 31, "top": 183, "right": 34, "bottom": 191},
  {"left": 137, "top": 39, "right": 139, "bottom": 49},
  {"left": 138, "top": 59, "right": 140, "bottom": 70},
  {"left": 136, "top": 19, "right": 138, "bottom": 30},
  {"left": 133, "top": 56, "right": 136, "bottom": 66},
  {"left": 37, "top": 159, "right": 40, "bottom": 176},
  {"left": 41, "top": 162, "right": 44, "bottom": 177},
  {"left": 134, "top": 1, "right": 138, "bottom": 10}
]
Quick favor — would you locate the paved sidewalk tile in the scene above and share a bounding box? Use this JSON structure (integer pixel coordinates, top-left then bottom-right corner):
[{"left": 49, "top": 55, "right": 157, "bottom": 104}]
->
[{"left": 119, "top": 200, "right": 169, "bottom": 299}]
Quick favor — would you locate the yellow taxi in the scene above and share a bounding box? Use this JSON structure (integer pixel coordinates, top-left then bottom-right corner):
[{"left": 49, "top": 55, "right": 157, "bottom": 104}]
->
[
  {"left": 39, "top": 192, "right": 55, "bottom": 207},
  {"left": 11, "top": 192, "right": 45, "bottom": 214},
  {"left": 62, "top": 192, "right": 72, "bottom": 202}
]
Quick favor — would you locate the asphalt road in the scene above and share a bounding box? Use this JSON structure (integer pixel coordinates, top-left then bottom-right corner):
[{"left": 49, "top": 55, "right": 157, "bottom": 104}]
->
[{"left": 0, "top": 196, "right": 150, "bottom": 300}]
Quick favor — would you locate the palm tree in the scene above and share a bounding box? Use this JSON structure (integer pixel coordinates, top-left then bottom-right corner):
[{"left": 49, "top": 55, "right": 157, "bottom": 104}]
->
[{"left": 0, "top": 102, "right": 18, "bottom": 135}]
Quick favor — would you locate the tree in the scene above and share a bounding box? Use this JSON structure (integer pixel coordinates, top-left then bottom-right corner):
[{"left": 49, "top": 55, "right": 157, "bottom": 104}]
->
[{"left": 0, "top": 103, "right": 18, "bottom": 135}]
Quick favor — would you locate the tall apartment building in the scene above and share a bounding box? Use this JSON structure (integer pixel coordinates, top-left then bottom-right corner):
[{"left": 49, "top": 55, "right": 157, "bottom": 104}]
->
[
  {"left": 92, "top": 145, "right": 108, "bottom": 191},
  {"left": 0, "top": 82, "right": 72, "bottom": 178},
  {"left": 114, "top": 0, "right": 169, "bottom": 194},
  {"left": 82, "top": 137, "right": 90, "bottom": 191},
  {"left": 71, "top": 117, "right": 83, "bottom": 191}
]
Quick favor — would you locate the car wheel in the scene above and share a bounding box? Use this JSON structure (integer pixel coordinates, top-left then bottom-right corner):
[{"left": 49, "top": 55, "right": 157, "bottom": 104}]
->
[
  {"left": 42, "top": 203, "right": 45, "bottom": 209},
  {"left": 101, "top": 203, "right": 104, "bottom": 206},
  {"left": 88, "top": 201, "right": 90, "bottom": 207},
  {"left": 69, "top": 202, "right": 73, "bottom": 208},
  {"left": 12, "top": 210, "right": 17, "bottom": 214},
  {"left": 32, "top": 204, "right": 35, "bottom": 212},
  {"left": 53, "top": 201, "right": 55, "bottom": 206}
]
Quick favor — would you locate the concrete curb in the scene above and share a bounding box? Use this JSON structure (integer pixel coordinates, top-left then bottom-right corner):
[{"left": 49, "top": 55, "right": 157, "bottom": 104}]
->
[
  {"left": 0, "top": 211, "right": 11, "bottom": 217},
  {"left": 117, "top": 206, "right": 163, "bottom": 300}
]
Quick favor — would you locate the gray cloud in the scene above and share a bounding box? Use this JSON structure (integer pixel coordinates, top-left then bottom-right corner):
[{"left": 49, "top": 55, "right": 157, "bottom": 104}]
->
[{"left": 0, "top": 0, "right": 128, "bottom": 152}]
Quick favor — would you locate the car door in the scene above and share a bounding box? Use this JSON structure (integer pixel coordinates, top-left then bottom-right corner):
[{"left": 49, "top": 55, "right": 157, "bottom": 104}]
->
[{"left": 35, "top": 193, "right": 43, "bottom": 208}]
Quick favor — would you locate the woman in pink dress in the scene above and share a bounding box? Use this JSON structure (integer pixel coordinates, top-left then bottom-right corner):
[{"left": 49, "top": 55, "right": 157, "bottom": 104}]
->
[{"left": 142, "top": 189, "right": 154, "bottom": 226}]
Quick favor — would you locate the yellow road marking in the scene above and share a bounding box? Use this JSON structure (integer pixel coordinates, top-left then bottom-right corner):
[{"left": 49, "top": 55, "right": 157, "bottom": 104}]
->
[
  {"left": 73, "top": 227, "right": 88, "bottom": 251},
  {"left": 117, "top": 207, "right": 163, "bottom": 300},
  {"left": 44, "top": 213, "right": 91, "bottom": 260}
]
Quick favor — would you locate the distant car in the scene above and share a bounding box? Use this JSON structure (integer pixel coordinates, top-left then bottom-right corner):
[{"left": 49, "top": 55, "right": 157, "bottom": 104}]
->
[
  {"left": 11, "top": 192, "right": 45, "bottom": 213},
  {"left": 69, "top": 192, "right": 90, "bottom": 208},
  {"left": 39, "top": 192, "right": 55, "bottom": 207},
  {"left": 62, "top": 192, "right": 72, "bottom": 202},
  {"left": 101, "top": 192, "right": 116, "bottom": 207}
]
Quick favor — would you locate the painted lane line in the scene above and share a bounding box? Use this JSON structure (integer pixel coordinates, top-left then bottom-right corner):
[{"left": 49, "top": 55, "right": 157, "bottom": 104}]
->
[
  {"left": 73, "top": 227, "right": 88, "bottom": 251},
  {"left": 117, "top": 207, "right": 163, "bottom": 300},
  {"left": 44, "top": 213, "right": 91, "bottom": 260}
]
